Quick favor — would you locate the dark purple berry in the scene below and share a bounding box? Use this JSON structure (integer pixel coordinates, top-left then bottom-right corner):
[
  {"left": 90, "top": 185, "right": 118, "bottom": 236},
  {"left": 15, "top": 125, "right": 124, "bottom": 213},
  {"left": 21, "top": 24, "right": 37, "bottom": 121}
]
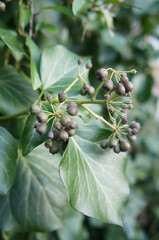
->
[
  {"left": 37, "top": 112, "right": 48, "bottom": 123},
  {"left": 46, "top": 94, "right": 53, "bottom": 103},
  {"left": 115, "top": 83, "right": 126, "bottom": 96},
  {"left": 96, "top": 68, "right": 108, "bottom": 81},
  {"left": 59, "top": 129, "right": 69, "bottom": 142},
  {"left": 103, "top": 79, "right": 114, "bottom": 91},
  {"left": 109, "top": 138, "right": 118, "bottom": 148},
  {"left": 36, "top": 123, "right": 47, "bottom": 135},
  {"left": 100, "top": 139, "right": 109, "bottom": 149},
  {"left": 54, "top": 122, "right": 62, "bottom": 130},
  {"left": 49, "top": 142, "right": 59, "bottom": 155},
  {"left": 80, "top": 88, "right": 87, "bottom": 96},
  {"left": 58, "top": 92, "right": 67, "bottom": 103},
  {"left": 53, "top": 129, "right": 59, "bottom": 140},
  {"left": 132, "top": 128, "right": 139, "bottom": 135},
  {"left": 86, "top": 62, "right": 92, "bottom": 69},
  {"left": 130, "top": 121, "right": 141, "bottom": 130},
  {"left": 30, "top": 105, "right": 41, "bottom": 115},
  {"left": 45, "top": 138, "right": 53, "bottom": 148},
  {"left": 61, "top": 115, "right": 72, "bottom": 128},
  {"left": 67, "top": 102, "right": 78, "bottom": 116},
  {"left": 48, "top": 131, "right": 54, "bottom": 139},
  {"left": 78, "top": 59, "right": 82, "bottom": 65},
  {"left": 124, "top": 80, "right": 134, "bottom": 93},
  {"left": 113, "top": 144, "right": 121, "bottom": 154}
]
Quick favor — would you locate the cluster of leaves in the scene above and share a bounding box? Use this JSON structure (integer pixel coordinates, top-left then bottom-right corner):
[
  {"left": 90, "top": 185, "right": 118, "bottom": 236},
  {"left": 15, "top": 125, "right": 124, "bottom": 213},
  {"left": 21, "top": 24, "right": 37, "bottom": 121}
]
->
[{"left": 0, "top": 0, "right": 159, "bottom": 240}]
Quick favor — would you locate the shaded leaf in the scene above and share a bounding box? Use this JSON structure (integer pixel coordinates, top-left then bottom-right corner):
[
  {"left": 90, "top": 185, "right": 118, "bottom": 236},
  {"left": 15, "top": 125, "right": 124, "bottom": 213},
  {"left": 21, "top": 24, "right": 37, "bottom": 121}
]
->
[
  {"left": 26, "top": 37, "right": 42, "bottom": 90},
  {"left": 0, "top": 127, "right": 17, "bottom": 196},
  {"left": 35, "top": 22, "right": 58, "bottom": 33},
  {"left": 0, "top": 65, "right": 38, "bottom": 115},
  {"left": 60, "top": 136, "right": 129, "bottom": 226},
  {"left": 43, "top": 5, "right": 73, "bottom": 18},
  {"left": 0, "top": 145, "right": 69, "bottom": 231},
  {"left": 72, "top": 0, "right": 93, "bottom": 16}
]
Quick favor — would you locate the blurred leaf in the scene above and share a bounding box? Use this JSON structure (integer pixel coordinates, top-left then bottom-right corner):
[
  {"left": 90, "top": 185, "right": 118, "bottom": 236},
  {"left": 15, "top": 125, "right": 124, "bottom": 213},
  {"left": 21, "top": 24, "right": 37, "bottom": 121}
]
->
[
  {"left": 40, "top": 45, "right": 90, "bottom": 92},
  {"left": 26, "top": 37, "right": 42, "bottom": 90},
  {"left": 0, "top": 65, "right": 38, "bottom": 115},
  {"left": 42, "top": 5, "right": 73, "bottom": 18},
  {"left": 60, "top": 135, "right": 129, "bottom": 226},
  {"left": 0, "top": 127, "right": 17, "bottom": 196},
  {"left": 35, "top": 22, "right": 58, "bottom": 33},
  {"left": 19, "top": 3, "right": 31, "bottom": 30},
  {"left": 72, "top": 0, "right": 93, "bottom": 16},
  {"left": 0, "top": 145, "right": 69, "bottom": 231},
  {"left": 0, "top": 28, "right": 24, "bottom": 61}
]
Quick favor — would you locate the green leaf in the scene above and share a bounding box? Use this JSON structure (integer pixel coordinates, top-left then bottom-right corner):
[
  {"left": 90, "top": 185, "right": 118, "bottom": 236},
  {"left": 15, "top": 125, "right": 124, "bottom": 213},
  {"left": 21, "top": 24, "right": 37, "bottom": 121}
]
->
[
  {"left": 0, "top": 127, "right": 17, "bottom": 196},
  {"left": 0, "top": 145, "right": 69, "bottom": 231},
  {"left": 21, "top": 114, "right": 49, "bottom": 156},
  {"left": 0, "top": 65, "right": 38, "bottom": 115},
  {"left": 60, "top": 136, "right": 129, "bottom": 226},
  {"left": 43, "top": 5, "right": 73, "bottom": 18},
  {"left": 72, "top": 0, "right": 93, "bottom": 16},
  {"left": 0, "top": 28, "right": 24, "bottom": 61},
  {"left": 40, "top": 45, "right": 90, "bottom": 92},
  {"left": 26, "top": 38, "right": 42, "bottom": 90},
  {"left": 35, "top": 22, "right": 58, "bottom": 33},
  {"left": 19, "top": 3, "right": 31, "bottom": 30}
]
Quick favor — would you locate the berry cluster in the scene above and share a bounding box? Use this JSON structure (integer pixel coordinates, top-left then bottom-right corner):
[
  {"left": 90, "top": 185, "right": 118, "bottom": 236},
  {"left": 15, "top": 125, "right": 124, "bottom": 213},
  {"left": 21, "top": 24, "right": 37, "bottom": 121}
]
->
[{"left": 30, "top": 60, "right": 140, "bottom": 156}]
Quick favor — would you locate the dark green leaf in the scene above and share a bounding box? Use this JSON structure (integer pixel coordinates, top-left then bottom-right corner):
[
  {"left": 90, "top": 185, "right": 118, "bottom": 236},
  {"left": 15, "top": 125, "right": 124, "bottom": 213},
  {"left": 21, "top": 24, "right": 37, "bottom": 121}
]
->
[
  {"left": 0, "top": 145, "right": 69, "bottom": 231},
  {"left": 40, "top": 45, "right": 90, "bottom": 92},
  {"left": 0, "top": 127, "right": 17, "bottom": 196},
  {"left": 0, "top": 28, "right": 24, "bottom": 61},
  {"left": 26, "top": 37, "right": 42, "bottom": 90},
  {"left": 60, "top": 136, "right": 129, "bottom": 226},
  {"left": 42, "top": 5, "right": 73, "bottom": 18},
  {"left": 0, "top": 65, "right": 38, "bottom": 115},
  {"left": 19, "top": 3, "right": 31, "bottom": 30},
  {"left": 35, "top": 22, "right": 58, "bottom": 33},
  {"left": 21, "top": 114, "right": 49, "bottom": 156}
]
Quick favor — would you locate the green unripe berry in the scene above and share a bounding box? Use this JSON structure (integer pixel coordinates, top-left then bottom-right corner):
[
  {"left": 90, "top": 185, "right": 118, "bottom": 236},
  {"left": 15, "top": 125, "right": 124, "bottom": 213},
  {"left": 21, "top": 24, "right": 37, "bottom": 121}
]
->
[
  {"left": 37, "top": 112, "right": 48, "bottom": 123},
  {"left": 88, "top": 86, "right": 95, "bottom": 95},
  {"left": 58, "top": 91, "right": 67, "bottom": 103},
  {"left": 45, "top": 138, "right": 53, "bottom": 148},
  {"left": 59, "top": 129, "right": 69, "bottom": 142},
  {"left": 115, "top": 83, "right": 126, "bottom": 96},
  {"left": 96, "top": 68, "right": 108, "bottom": 81},
  {"left": 86, "top": 62, "right": 93, "bottom": 69},
  {"left": 49, "top": 142, "right": 59, "bottom": 155},
  {"left": 100, "top": 139, "right": 109, "bottom": 149},
  {"left": 67, "top": 128, "right": 75, "bottom": 137},
  {"left": 36, "top": 123, "right": 47, "bottom": 135},
  {"left": 30, "top": 105, "right": 41, "bottom": 115},
  {"left": 103, "top": 79, "right": 114, "bottom": 91}
]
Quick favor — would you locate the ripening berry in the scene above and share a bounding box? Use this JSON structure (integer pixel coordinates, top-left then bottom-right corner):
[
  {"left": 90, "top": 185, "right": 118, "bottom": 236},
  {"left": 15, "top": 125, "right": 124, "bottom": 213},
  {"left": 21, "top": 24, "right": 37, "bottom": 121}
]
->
[
  {"left": 103, "top": 79, "right": 114, "bottom": 91},
  {"left": 130, "top": 121, "right": 141, "bottom": 130},
  {"left": 49, "top": 142, "right": 59, "bottom": 155},
  {"left": 0, "top": 2, "right": 6, "bottom": 11},
  {"left": 132, "top": 128, "right": 139, "bottom": 135},
  {"left": 100, "top": 139, "right": 109, "bottom": 149},
  {"left": 78, "top": 59, "right": 82, "bottom": 65},
  {"left": 70, "top": 120, "right": 78, "bottom": 129},
  {"left": 109, "top": 139, "right": 118, "bottom": 148},
  {"left": 115, "top": 83, "right": 126, "bottom": 96},
  {"left": 96, "top": 68, "right": 108, "bottom": 81},
  {"left": 48, "top": 131, "right": 54, "bottom": 139},
  {"left": 67, "top": 128, "right": 75, "bottom": 137},
  {"left": 62, "top": 141, "right": 68, "bottom": 151},
  {"left": 120, "top": 140, "right": 131, "bottom": 152},
  {"left": 67, "top": 102, "right": 78, "bottom": 116},
  {"left": 45, "top": 138, "right": 53, "bottom": 148},
  {"left": 122, "top": 117, "right": 128, "bottom": 124},
  {"left": 109, "top": 107, "right": 114, "bottom": 114},
  {"left": 80, "top": 88, "right": 87, "bottom": 96},
  {"left": 124, "top": 80, "right": 134, "bottom": 93},
  {"left": 58, "top": 91, "right": 67, "bottom": 103},
  {"left": 60, "top": 115, "right": 72, "bottom": 128},
  {"left": 127, "top": 134, "right": 136, "bottom": 143},
  {"left": 113, "top": 144, "right": 121, "bottom": 154},
  {"left": 104, "top": 94, "right": 110, "bottom": 102},
  {"left": 53, "top": 129, "right": 59, "bottom": 140},
  {"left": 30, "top": 105, "right": 41, "bottom": 115},
  {"left": 36, "top": 123, "right": 47, "bottom": 135},
  {"left": 120, "top": 73, "right": 128, "bottom": 83},
  {"left": 37, "top": 112, "right": 48, "bottom": 123},
  {"left": 34, "top": 122, "right": 39, "bottom": 128},
  {"left": 86, "top": 62, "right": 93, "bottom": 69},
  {"left": 83, "top": 83, "right": 89, "bottom": 91},
  {"left": 54, "top": 122, "right": 62, "bottom": 130},
  {"left": 59, "top": 129, "right": 69, "bottom": 142},
  {"left": 88, "top": 86, "right": 95, "bottom": 95},
  {"left": 46, "top": 94, "right": 53, "bottom": 103}
]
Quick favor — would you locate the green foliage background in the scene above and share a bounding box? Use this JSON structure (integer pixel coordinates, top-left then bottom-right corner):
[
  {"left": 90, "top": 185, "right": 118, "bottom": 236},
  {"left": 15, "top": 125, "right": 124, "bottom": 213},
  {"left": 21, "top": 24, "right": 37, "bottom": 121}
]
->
[{"left": 0, "top": 0, "right": 159, "bottom": 239}]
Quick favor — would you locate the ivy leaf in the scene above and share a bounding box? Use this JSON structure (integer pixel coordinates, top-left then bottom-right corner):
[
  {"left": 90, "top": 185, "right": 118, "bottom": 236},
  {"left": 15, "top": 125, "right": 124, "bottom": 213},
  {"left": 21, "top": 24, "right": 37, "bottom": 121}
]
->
[
  {"left": 43, "top": 5, "right": 74, "bottom": 18},
  {"left": 21, "top": 115, "right": 49, "bottom": 156},
  {"left": 72, "top": 0, "right": 93, "bottom": 16},
  {"left": 60, "top": 136, "right": 129, "bottom": 226},
  {"left": 40, "top": 45, "right": 90, "bottom": 92},
  {"left": 0, "top": 65, "right": 38, "bottom": 115},
  {"left": 26, "top": 38, "right": 42, "bottom": 90},
  {"left": 0, "top": 127, "right": 17, "bottom": 196},
  {"left": 0, "top": 145, "right": 69, "bottom": 231},
  {"left": 0, "top": 28, "right": 24, "bottom": 61}
]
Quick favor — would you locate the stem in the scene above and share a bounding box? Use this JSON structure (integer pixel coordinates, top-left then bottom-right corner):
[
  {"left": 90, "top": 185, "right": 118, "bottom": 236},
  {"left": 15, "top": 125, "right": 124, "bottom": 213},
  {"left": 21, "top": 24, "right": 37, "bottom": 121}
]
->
[
  {"left": 82, "top": 104, "right": 116, "bottom": 131},
  {"left": 29, "top": 0, "right": 34, "bottom": 38},
  {"left": 92, "top": 80, "right": 105, "bottom": 100},
  {"left": 51, "top": 99, "right": 106, "bottom": 105},
  {"left": 0, "top": 109, "right": 29, "bottom": 121},
  {"left": 64, "top": 77, "right": 79, "bottom": 93}
]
